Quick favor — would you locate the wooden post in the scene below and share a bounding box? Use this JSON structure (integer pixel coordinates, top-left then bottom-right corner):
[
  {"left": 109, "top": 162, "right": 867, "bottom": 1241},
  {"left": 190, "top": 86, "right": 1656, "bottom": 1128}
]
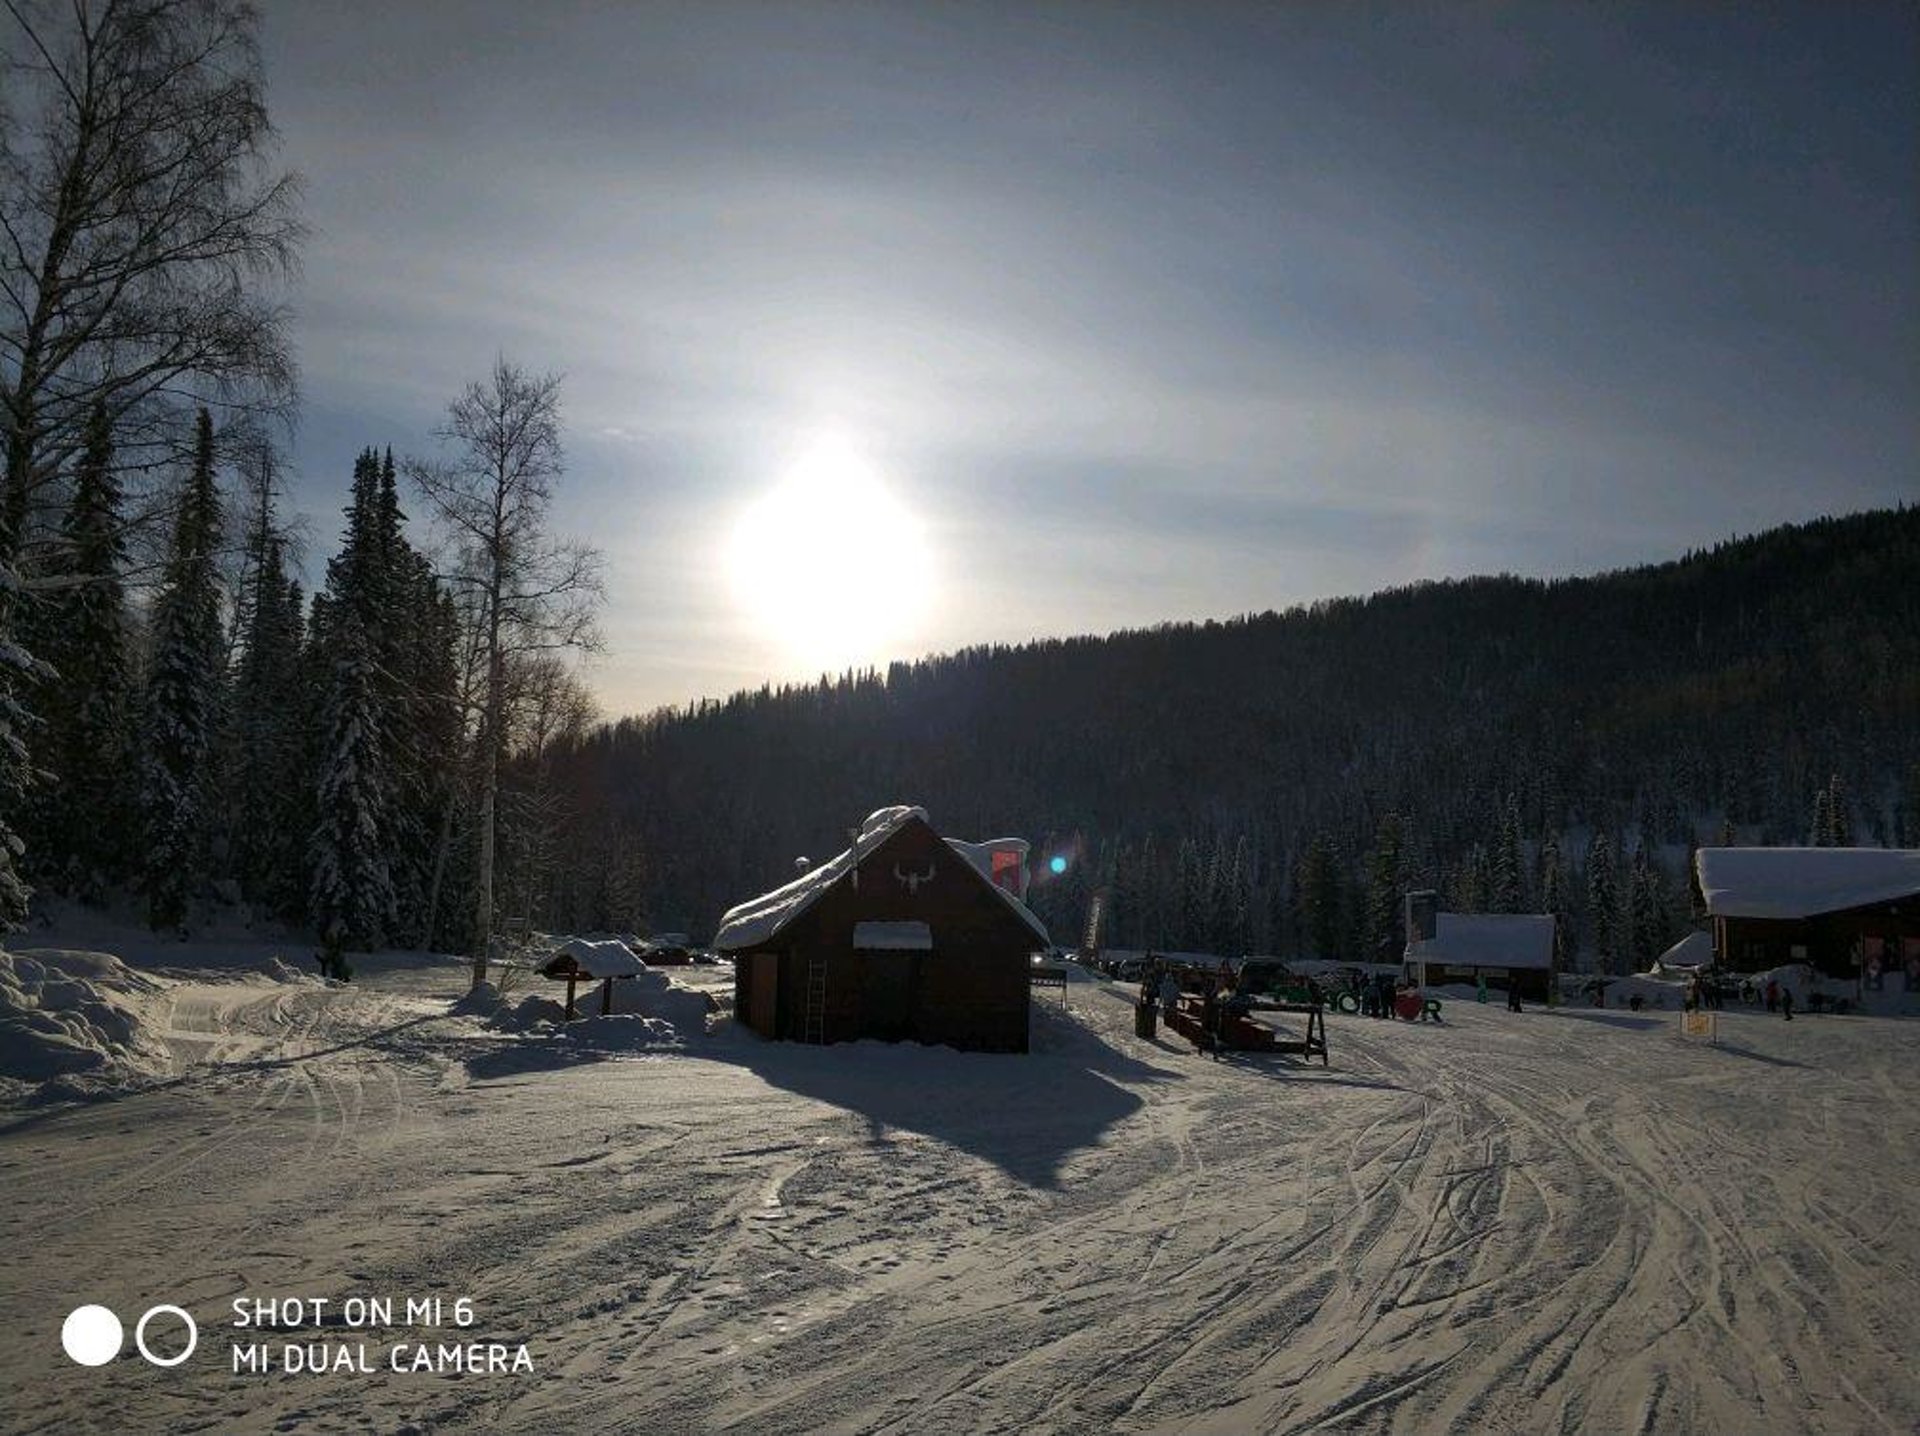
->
[
  {"left": 565, "top": 974, "right": 578, "bottom": 1021},
  {"left": 601, "top": 976, "right": 614, "bottom": 1016}
]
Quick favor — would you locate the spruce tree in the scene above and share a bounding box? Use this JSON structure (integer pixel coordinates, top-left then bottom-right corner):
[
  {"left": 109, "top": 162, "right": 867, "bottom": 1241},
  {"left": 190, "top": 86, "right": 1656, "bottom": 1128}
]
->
[
  {"left": 0, "top": 561, "right": 42, "bottom": 926},
  {"left": 1174, "top": 836, "right": 1205, "bottom": 948},
  {"left": 231, "top": 506, "right": 308, "bottom": 918},
  {"left": 1585, "top": 833, "right": 1617, "bottom": 975},
  {"left": 306, "top": 451, "right": 404, "bottom": 950},
  {"left": 1540, "top": 831, "right": 1570, "bottom": 971},
  {"left": 1300, "top": 834, "right": 1343, "bottom": 961},
  {"left": 1823, "top": 774, "right": 1852, "bottom": 847},
  {"left": 1364, "top": 812, "right": 1406, "bottom": 960},
  {"left": 1810, "top": 784, "right": 1833, "bottom": 846},
  {"left": 37, "top": 405, "right": 134, "bottom": 892},
  {"left": 137, "top": 411, "right": 225, "bottom": 931},
  {"left": 309, "top": 611, "right": 396, "bottom": 953},
  {"left": 1225, "top": 832, "right": 1252, "bottom": 957},
  {"left": 1491, "top": 795, "right": 1523, "bottom": 912}
]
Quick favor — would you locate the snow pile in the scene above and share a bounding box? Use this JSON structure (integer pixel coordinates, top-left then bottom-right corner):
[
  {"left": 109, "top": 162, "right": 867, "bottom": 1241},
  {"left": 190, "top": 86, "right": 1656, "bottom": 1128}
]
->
[
  {"left": 490, "top": 994, "right": 572, "bottom": 1030},
  {"left": 450, "top": 981, "right": 505, "bottom": 1018},
  {"left": 0, "top": 948, "right": 174, "bottom": 1095},
  {"left": 452, "top": 966, "right": 710, "bottom": 1042},
  {"left": 589, "top": 967, "right": 712, "bottom": 1035}
]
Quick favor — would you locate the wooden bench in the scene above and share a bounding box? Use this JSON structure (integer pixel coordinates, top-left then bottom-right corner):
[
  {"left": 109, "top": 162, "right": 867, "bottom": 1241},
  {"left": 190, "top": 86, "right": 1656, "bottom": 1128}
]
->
[{"left": 1169, "top": 997, "right": 1329, "bottom": 1064}]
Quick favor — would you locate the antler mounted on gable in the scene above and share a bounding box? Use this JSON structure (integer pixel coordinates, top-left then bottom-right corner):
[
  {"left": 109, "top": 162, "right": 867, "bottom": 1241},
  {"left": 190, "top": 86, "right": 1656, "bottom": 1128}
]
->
[{"left": 893, "top": 860, "right": 936, "bottom": 895}]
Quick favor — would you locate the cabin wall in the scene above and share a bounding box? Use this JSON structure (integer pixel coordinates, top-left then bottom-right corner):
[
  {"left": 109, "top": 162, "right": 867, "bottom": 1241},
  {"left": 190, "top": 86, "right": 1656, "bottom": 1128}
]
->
[
  {"left": 758, "top": 820, "right": 1039, "bottom": 1052},
  {"left": 1716, "top": 903, "right": 1920, "bottom": 979}
]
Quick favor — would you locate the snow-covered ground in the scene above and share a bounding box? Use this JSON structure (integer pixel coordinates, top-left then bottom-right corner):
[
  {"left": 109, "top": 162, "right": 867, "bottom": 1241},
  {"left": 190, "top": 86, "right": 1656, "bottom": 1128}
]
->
[{"left": 2, "top": 933, "right": 1916, "bottom": 1434}]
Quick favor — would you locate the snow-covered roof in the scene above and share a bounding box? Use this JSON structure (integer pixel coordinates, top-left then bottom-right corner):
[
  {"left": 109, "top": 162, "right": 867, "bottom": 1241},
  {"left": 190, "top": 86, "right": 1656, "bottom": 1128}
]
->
[
  {"left": 545, "top": 937, "right": 649, "bottom": 979},
  {"left": 853, "top": 921, "right": 933, "bottom": 951},
  {"left": 1696, "top": 847, "right": 1920, "bottom": 920},
  {"left": 944, "top": 836, "right": 1031, "bottom": 898},
  {"left": 1656, "top": 931, "right": 1713, "bottom": 969},
  {"left": 1407, "top": 913, "right": 1556, "bottom": 970},
  {"left": 713, "top": 805, "right": 1049, "bottom": 951}
]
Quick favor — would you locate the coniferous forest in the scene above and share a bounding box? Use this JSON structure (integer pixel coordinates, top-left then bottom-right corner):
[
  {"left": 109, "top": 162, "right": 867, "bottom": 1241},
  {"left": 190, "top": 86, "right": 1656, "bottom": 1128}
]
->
[{"left": 521, "top": 505, "right": 1920, "bottom": 973}]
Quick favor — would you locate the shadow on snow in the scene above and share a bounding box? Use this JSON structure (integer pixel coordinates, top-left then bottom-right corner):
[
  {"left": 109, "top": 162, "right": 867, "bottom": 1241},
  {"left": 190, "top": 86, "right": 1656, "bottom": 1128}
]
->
[{"left": 707, "top": 1001, "right": 1183, "bottom": 1190}]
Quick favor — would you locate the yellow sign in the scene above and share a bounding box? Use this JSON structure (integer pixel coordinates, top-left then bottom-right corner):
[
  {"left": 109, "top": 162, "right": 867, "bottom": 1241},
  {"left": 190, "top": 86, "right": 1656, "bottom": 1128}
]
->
[{"left": 1683, "top": 1009, "right": 1715, "bottom": 1039}]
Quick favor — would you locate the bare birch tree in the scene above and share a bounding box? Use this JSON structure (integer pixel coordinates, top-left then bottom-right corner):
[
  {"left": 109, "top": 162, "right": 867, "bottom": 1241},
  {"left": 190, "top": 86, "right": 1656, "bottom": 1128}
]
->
[
  {"left": 1, "top": 0, "right": 303, "bottom": 555},
  {"left": 408, "top": 359, "right": 603, "bottom": 988}
]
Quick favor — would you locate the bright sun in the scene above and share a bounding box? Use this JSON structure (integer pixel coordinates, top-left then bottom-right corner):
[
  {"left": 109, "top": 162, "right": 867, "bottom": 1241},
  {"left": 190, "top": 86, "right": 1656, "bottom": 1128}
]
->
[{"left": 728, "top": 432, "right": 933, "bottom": 668}]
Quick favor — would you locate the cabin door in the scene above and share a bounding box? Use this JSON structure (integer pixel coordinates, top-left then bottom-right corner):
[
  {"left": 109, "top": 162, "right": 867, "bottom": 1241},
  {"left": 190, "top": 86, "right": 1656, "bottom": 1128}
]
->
[
  {"left": 748, "top": 953, "right": 780, "bottom": 1038},
  {"left": 860, "top": 952, "right": 916, "bottom": 1041}
]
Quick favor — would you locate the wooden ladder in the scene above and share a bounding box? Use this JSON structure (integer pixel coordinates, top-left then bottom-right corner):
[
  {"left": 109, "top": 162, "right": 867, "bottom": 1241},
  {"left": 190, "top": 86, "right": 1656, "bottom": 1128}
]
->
[{"left": 803, "top": 952, "right": 827, "bottom": 1044}]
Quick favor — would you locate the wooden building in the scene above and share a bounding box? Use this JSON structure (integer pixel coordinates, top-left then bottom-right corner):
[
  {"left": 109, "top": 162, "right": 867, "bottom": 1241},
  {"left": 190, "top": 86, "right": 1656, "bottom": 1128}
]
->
[
  {"left": 715, "top": 806, "right": 1050, "bottom": 1052},
  {"left": 1696, "top": 847, "right": 1920, "bottom": 985},
  {"left": 1405, "top": 913, "right": 1558, "bottom": 1002}
]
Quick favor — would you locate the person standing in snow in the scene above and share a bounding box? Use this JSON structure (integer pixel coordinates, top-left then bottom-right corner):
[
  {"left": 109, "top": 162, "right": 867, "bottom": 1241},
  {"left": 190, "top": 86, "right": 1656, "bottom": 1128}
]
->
[
  {"left": 1781, "top": 986, "right": 1794, "bottom": 1022},
  {"left": 1765, "top": 979, "right": 1779, "bottom": 1012},
  {"left": 1158, "top": 968, "right": 1181, "bottom": 1020},
  {"left": 1506, "top": 979, "right": 1522, "bottom": 1013}
]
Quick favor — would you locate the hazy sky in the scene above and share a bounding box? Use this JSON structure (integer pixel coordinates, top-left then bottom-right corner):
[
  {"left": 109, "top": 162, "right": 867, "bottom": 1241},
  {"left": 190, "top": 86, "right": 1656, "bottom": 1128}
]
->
[{"left": 259, "top": 2, "right": 1919, "bottom": 718}]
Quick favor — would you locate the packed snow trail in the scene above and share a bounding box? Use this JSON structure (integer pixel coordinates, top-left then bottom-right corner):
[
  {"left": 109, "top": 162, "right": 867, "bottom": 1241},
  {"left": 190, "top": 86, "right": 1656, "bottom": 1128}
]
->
[{"left": 0, "top": 958, "right": 1913, "bottom": 1434}]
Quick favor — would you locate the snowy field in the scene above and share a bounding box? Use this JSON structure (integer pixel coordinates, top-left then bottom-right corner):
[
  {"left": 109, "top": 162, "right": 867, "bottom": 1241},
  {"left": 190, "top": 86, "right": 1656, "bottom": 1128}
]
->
[{"left": 2, "top": 936, "right": 1917, "bottom": 1435}]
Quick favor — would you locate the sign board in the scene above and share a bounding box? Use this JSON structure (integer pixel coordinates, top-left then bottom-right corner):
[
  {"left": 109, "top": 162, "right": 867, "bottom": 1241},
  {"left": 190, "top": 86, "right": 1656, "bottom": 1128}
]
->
[
  {"left": 1404, "top": 891, "right": 1438, "bottom": 943},
  {"left": 1682, "top": 1009, "right": 1716, "bottom": 1041}
]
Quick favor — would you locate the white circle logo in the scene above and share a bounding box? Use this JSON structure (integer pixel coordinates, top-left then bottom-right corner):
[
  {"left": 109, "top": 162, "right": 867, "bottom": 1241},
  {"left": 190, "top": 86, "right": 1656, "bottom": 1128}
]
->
[
  {"left": 134, "top": 1305, "right": 198, "bottom": 1368},
  {"left": 61, "top": 1305, "right": 124, "bottom": 1366}
]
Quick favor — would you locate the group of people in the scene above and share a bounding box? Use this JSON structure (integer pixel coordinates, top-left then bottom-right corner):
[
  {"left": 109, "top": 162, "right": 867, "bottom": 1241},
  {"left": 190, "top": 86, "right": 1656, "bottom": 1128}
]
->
[
  {"left": 1763, "top": 977, "right": 1795, "bottom": 1020},
  {"left": 1671, "top": 971, "right": 1795, "bottom": 1020},
  {"left": 1356, "top": 971, "right": 1403, "bottom": 1018},
  {"left": 1682, "top": 973, "right": 1724, "bottom": 1013}
]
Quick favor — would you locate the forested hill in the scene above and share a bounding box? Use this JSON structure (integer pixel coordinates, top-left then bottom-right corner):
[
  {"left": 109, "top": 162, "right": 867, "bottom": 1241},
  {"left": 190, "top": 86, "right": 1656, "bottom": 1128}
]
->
[{"left": 523, "top": 505, "right": 1920, "bottom": 962}]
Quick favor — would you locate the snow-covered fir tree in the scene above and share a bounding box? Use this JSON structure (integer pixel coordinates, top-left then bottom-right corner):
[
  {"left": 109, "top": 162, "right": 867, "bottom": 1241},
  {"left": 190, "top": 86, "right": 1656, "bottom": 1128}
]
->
[
  {"left": 1585, "top": 832, "right": 1618, "bottom": 974},
  {"left": 308, "top": 610, "right": 396, "bottom": 951},
  {"left": 137, "top": 411, "right": 225, "bottom": 932},
  {"left": 230, "top": 490, "right": 308, "bottom": 920},
  {"left": 1364, "top": 812, "right": 1406, "bottom": 960},
  {"left": 1298, "top": 834, "right": 1343, "bottom": 961},
  {"left": 1820, "top": 774, "right": 1852, "bottom": 847},
  {"left": 1223, "top": 832, "right": 1252, "bottom": 957},
  {"left": 1810, "top": 784, "right": 1835, "bottom": 847},
  {"left": 1540, "top": 831, "right": 1570, "bottom": 970},
  {"left": 0, "top": 560, "right": 43, "bottom": 926},
  {"left": 1628, "top": 840, "right": 1665, "bottom": 969},
  {"left": 34, "top": 404, "right": 134, "bottom": 893},
  {"left": 1174, "top": 835, "right": 1205, "bottom": 947},
  {"left": 1490, "top": 795, "right": 1523, "bottom": 913}
]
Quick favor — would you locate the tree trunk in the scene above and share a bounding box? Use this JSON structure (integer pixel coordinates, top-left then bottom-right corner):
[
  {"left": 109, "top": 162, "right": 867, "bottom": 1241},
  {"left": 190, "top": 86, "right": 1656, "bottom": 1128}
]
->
[
  {"left": 469, "top": 612, "right": 504, "bottom": 990},
  {"left": 423, "top": 791, "right": 456, "bottom": 954}
]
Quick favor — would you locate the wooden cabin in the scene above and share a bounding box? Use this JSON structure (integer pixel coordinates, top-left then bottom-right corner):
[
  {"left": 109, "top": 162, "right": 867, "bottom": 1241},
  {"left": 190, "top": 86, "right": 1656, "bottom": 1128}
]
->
[
  {"left": 714, "top": 806, "right": 1049, "bottom": 1052},
  {"left": 1696, "top": 847, "right": 1920, "bottom": 985},
  {"left": 1405, "top": 912, "right": 1558, "bottom": 1002}
]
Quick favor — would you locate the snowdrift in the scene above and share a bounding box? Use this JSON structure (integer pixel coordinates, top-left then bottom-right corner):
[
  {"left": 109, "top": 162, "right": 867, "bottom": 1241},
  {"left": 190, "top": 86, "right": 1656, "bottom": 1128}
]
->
[
  {"left": 0, "top": 948, "right": 174, "bottom": 1098},
  {"left": 455, "top": 959, "right": 711, "bottom": 1046}
]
